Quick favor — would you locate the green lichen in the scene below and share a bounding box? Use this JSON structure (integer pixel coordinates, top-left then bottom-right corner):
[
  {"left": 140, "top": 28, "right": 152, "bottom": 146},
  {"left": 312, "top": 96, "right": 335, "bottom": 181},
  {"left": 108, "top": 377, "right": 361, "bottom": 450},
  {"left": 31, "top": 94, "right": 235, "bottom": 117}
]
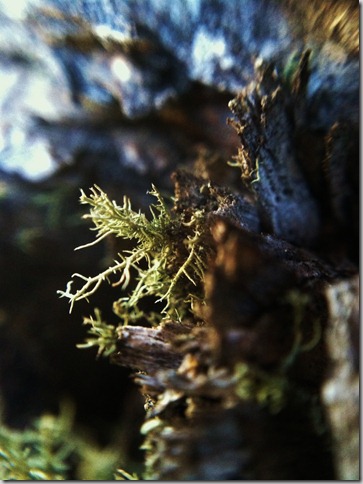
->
[
  {"left": 76, "top": 308, "right": 118, "bottom": 357},
  {"left": 58, "top": 184, "right": 210, "bottom": 355},
  {"left": 114, "top": 468, "right": 140, "bottom": 480},
  {"left": 281, "top": 290, "right": 322, "bottom": 370},
  {"left": 228, "top": 151, "right": 261, "bottom": 186}
]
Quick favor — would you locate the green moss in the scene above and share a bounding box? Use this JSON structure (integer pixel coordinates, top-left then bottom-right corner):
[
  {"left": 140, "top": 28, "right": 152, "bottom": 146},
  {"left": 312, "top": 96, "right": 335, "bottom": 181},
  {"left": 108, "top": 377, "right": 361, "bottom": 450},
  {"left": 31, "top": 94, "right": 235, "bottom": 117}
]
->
[
  {"left": 0, "top": 404, "right": 135, "bottom": 480},
  {"left": 233, "top": 363, "right": 287, "bottom": 414},
  {"left": 0, "top": 408, "right": 74, "bottom": 480},
  {"left": 232, "top": 290, "right": 322, "bottom": 414}
]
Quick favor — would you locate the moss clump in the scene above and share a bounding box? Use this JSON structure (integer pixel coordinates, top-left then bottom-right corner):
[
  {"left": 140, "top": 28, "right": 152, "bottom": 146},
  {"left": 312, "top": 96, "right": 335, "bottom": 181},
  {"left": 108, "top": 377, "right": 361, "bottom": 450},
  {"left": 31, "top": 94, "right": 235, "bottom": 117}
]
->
[
  {"left": 0, "top": 406, "right": 75, "bottom": 480},
  {"left": 0, "top": 404, "right": 137, "bottom": 480}
]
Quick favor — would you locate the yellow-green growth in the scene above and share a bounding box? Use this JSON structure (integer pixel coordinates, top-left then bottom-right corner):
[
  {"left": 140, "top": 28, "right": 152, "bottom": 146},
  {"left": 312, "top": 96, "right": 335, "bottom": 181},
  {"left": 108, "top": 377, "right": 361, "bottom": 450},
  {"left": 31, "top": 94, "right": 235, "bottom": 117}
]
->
[
  {"left": 233, "top": 362, "right": 287, "bottom": 414},
  {"left": 0, "top": 405, "right": 134, "bottom": 480},
  {"left": 58, "top": 185, "right": 208, "bottom": 331},
  {"left": 0, "top": 405, "right": 75, "bottom": 480},
  {"left": 77, "top": 308, "right": 118, "bottom": 357},
  {"left": 233, "top": 290, "right": 322, "bottom": 414}
]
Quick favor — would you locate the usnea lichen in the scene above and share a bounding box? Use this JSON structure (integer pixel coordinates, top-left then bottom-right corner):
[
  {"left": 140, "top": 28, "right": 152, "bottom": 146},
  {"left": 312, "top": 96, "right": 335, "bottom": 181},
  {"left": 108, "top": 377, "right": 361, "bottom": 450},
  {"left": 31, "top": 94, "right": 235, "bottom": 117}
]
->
[
  {"left": 58, "top": 183, "right": 211, "bottom": 354},
  {"left": 76, "top": 308, "right": 119, "bottom": 358}
]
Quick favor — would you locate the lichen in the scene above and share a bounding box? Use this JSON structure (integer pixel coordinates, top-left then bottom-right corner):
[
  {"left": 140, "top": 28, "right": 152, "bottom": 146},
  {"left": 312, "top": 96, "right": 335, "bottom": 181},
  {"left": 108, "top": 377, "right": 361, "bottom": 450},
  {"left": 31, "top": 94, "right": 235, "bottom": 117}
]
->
[
  {"left": 58, "top": 183, "right": 210, "bottom": 334},
  {"left": 76, "top": 308, "right": 119, "bottom": 357}
]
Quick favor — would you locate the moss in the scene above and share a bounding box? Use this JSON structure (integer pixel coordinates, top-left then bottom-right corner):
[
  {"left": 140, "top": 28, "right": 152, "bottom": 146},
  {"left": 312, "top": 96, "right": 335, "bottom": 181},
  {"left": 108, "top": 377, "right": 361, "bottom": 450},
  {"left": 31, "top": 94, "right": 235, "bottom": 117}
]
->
[
  {"left": 233, "top": 362, "right": 288, "bottom": 414},
  {"left": 0, "top": 403, "right": 136, "bottom": 480},
  {"left": 0, "top": 404, "right": 76, "bottom": 480}
]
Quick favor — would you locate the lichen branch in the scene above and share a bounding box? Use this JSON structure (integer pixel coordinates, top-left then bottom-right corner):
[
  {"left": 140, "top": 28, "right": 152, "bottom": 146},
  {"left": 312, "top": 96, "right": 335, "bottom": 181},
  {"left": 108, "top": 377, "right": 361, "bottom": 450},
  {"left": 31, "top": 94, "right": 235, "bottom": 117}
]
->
[{"left": 58, "top": 184, "right": 211, "bottom": 333}]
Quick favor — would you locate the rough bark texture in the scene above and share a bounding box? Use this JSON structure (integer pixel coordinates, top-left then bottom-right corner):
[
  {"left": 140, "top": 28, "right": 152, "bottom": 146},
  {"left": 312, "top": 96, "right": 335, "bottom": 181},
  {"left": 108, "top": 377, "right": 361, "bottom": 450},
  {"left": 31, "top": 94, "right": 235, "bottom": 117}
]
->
[
  {"left": 0, "top": 0, "right": 358, "bottom": 480},
  {"left": 322, "top": 276, "right": 359, "bottom": 480}
]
